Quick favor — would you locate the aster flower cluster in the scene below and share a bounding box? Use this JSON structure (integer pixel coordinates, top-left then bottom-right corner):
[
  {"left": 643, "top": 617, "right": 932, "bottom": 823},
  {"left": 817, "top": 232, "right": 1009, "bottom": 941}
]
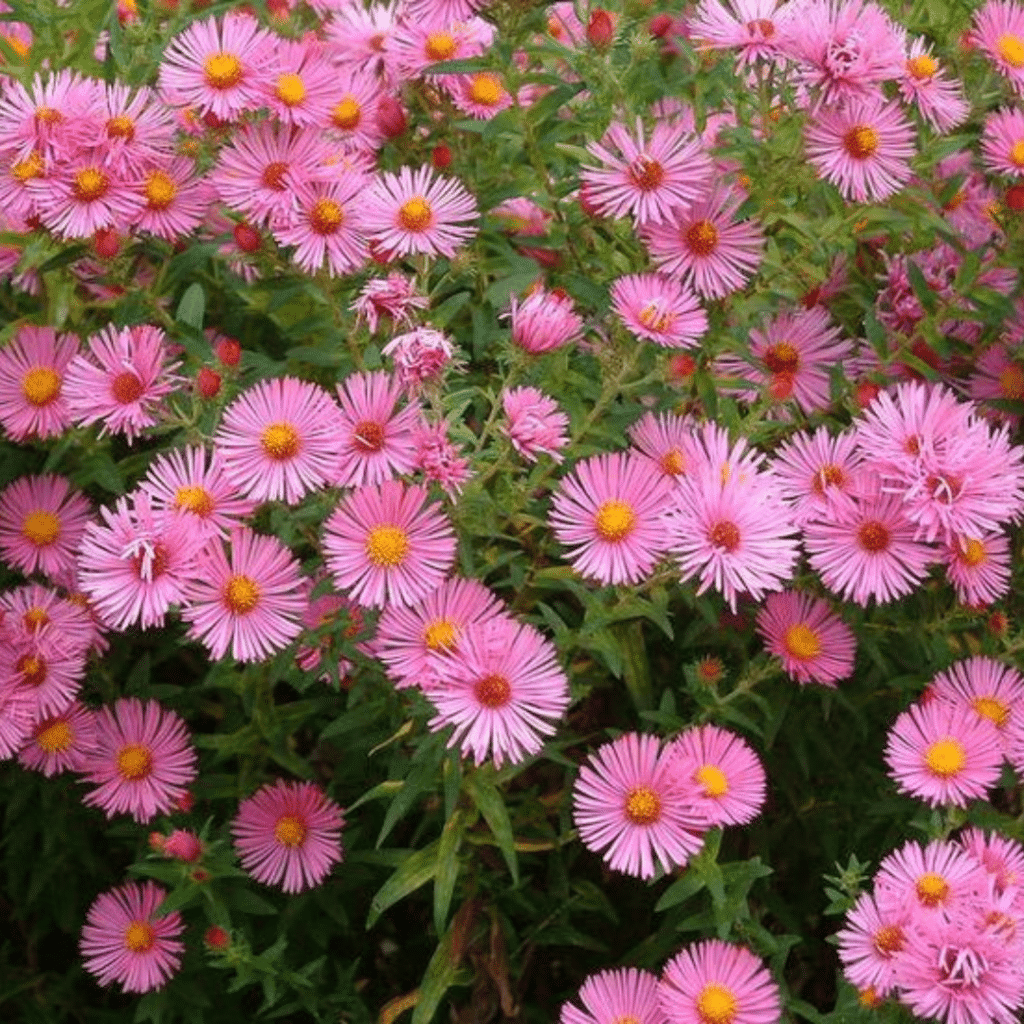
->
[{"left": 837, "top": 832, "right": 1024, "bottom": 1022}]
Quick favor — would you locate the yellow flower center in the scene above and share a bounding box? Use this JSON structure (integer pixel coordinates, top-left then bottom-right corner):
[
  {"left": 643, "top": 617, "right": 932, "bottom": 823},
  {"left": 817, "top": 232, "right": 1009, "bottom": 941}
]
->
[
  {"left": 124, "top": 920, "right": 155, "bottom": 952},
  {"left": 907, "top": 54, "right": 938, "bottom": 79},
  {"left": 915, "top": 871, "right": 950, "bottom": 906},
  {"left": 309, "top": 197, "right": 344, "bottom": 235},
  {"left": 174, "top": 485, "right": 214, "bottom": 517},
  {"left": 224, "top": 575, "right": 260, "bottom": 614},
  {"left": 638, "top": 301, "right": 675, "bottom": 333},
  {"left": 12, "top": 151, "right": 44, "bottom": 181},
  {"left": 35, "top": 106, "right": 61, "bottom": 125},
  {"left": 661, "top": 448, "right": 685, "bottom": 475},
  {"left": 425, "top": 31, "right": 456, "bottom": 61},
  {"left": 36, "top": 719, "right": 73, "bottom": 754},
  {"left": 106, "top": 114, "right": 136, "bottom": 140},
  {"left": 594, "top": 499, "right": 636, "bottom": 541},
  {"left": 784, "top": 623, "right": 821, "bottom": 661},
  {"left": 695, "top": 764, "right": 729, "bottom": 797},
  {"left": 204, "top": 52, "right": 244, "bottom": 88},
  {"left": 858, "top": 986, "right": 882, "bottom": 1008},
  {"left": 424, "top": 618, "right": 458, "bottom": 650},
  {"left": 1, "top": 32, "right": 29, "bottom": 57},
  {"left": 1010, "top": 141, "right": 1024, "bottom": 167},
  {"left": 973, "top": 695, "right": 1009, "bottom": 728},
  {"left": 999, "top": 363, "right": 1024, "bottom": 398},
  {"left": 274, "top": 814, "right": 307, "bottom": 846},
  {"left": 17, "top": 654, "right": 46, "bottom": 686},
  {"left": 275, "top": 72, "right": 306, "bottom": 106},
  {"left": 261, "top": 422, "right": 300, "bottom": 459},
  {"left": 398, "top": 196, "right": 433, "bottom": 231},
  {"left": 696, "top": 983, "right": 738, "bottom": 1024},
  {"left": 365, "top": 525, "right": 410, "bottom": 567},
  {"left": 73, "top": 167, "right": 108, "bottom": 202},
  {"left": 957, "top": 537, "right": 986, "bottom": 567},
  {"left": 468, "top": 73, "right": 504, "bottom": 107},
  {"left": 624, "top": 785, "right": 661, "bottom": 825},
  {"left": 763, "top": 342, "right": 799, "bottom": 375},
  {"left": 474, "top": 673, "right": 512, "bottom": 708},
  {"left": 117, "top": 743, "right": 153, "bottom": 781},
  {"left": 685, "top": 220, "right": 718, "bottom": 255},
  {"left": 629, "top": 155, "right": 666, "bottom": 191},
  {"left": 332, "top": 97, "right": 361, "bottom": 130},
  {"left": 145, "top": 170, "right": 177, "bottom": 210},
  {"left": 924, "top": 738, "right": 965, "bottom": 778},
  {"left": 22, "top": 366, "right": 61, "bottom": 406},
  {"left": 843, "top": 125, "right": 879, "bottom": 159},
  {"left": 22, "top": 510, "right": 60, "bottom": 546},
  {"left": 998, "top": 32, "right": 1024, "bottom": 67}
]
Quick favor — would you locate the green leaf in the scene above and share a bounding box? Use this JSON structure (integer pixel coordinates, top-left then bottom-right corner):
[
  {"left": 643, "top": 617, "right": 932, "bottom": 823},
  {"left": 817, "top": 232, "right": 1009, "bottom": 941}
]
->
[
  {"left": 377, "top": 737, "right": 446, "bottom": 847},
  {"left": 176, "top": 283, "right": 205, "bottom": 331},
  {"left": 227, "top": 887, "right": 279, "bottom": 916},
  {"left": 410, "top": 925, "right": 468, "bottom": 1024},
  {"left": 655, "top": 868, "right": 706, "bottom": 912},
  {"left": 367, "top": 842, "right": 440, "bottom": 929},
  {"left": 465, "top": 768, "right": 518, "bottom": 883},
  {"left": 433, "top": 809, "right": 465, "bottom": 935}
]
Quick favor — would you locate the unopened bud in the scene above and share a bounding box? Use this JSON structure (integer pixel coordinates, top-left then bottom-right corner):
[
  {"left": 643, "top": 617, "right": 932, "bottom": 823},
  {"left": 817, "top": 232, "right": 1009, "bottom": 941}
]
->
[
  {"left": 196, "top": 367, "right": 222, "bottom": 398},
  {"left": 431, "top": 144, "right": 452, "bottom": 170},
  {"left": 376, "top": 95, "right": 407, "bottom": 138},
  {"left": 94, "top": 228, "right": 119, "bottom": 259},
  {"left": 587, "top": 9, "right": 614, "bottom": 48},
  {"left": 233, "top": 222, "right": 262, "bottom": 253},
  {"left": 205, "top": 925, "right": 230, "bottom": 950},
  {"left": 215, "top": 337, "right": 241, "bottom": 366}
]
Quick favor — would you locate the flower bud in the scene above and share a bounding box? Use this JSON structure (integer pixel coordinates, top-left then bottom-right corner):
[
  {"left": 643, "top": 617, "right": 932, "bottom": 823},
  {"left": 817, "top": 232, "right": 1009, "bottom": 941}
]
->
[
  {"left": 163, "top": 829, "right": 203, "bottom": 863},
  {"left": 215, "top": 337, "right": 241, "bottom": 367},
  {"left": 431, "top": 144, "right": 452, "bottom": 170},
  {"left": 1006, "top": 184, "right": 1024, "bottom": 211},
  {"left": 587, "top": 9, "right": 614, "bottom": 49},
  {"left": 649, "top": 12, "right": 674, "bottom": 37},
  {"left": 94, "top": 228, "right": 119, "bottom": 259},
  {"left": 233, "top": 222, "right": 262, "bottom": 253},
  {"left": 196, "top": 368, "right": 222, "bottom": 398},
  {"left": 376, "top": 95, "right": 407, "bottom": 138},
  {"left": 205, "top": 926, "right": 230, "bottom": 950}
]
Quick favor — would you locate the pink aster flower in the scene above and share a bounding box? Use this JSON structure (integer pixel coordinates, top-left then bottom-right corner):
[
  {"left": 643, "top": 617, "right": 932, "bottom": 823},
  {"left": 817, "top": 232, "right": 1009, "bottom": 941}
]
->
[
  {"left": 158, "top": 14, "right": 275, "bottom": 120},
  {"left": 80, "top": 881, "right": 184, "bottom": 994},
  {"left": 80, "top": 698, "right": 198, "bottom": 823},
  {"left": 352, "top": 273, "right": 428, "bottom": 334},
  {"left": 363, "top": 165, "right": 478, "bottom": 259},
  {"left": 373, "top": 576, "right": 506, "bottom": 690},
  {"left": 573, "top": 732, "right": 706, "bottom": 879},
  {"left": 502, "top": 386, "right": 570, "bottom": 463},
  {"left": 981, "top": 108, "right": 1024, "bottom": 177},
  {"left": 0, "top": 473, "right": 92, "bottom": 581},
  {"left": 550, "top": 452, "right": 675, "bottom": 587},
  {"left": 687, "top": 0, "right": 794, "bottom": 66},
  {"left": 333, "top": 371, "right": 420, "bottom": 487},
  {"left": 0, "top": 675, "right": 33, "bottom": 759},
  {"left": 18, "top": 701, "right": 97, "bottom": 777},
  {"left": 770, "top": 427, "right": 864, "bottom": 528},
  {"left": 324, "top": 1, "right": 403, "bottom": 77},
  {"left": 426, "top": 618, "right": 571, "bottom": 768},
  {"left": 943, "top": 532, "right": 1011, "bottom": 607},
  {"left": 665, "top": 724, "right": 766, "bottom": 827},
  {"left": 412, "top": 420, "right": 473, "bottom": 495},
  {"left": 96, "top": 84, "right": 176, "bottom": 176},
  {"left": 181, "top": 527, "right": 306, "bottom": 663},
  {"left": 658, "top": 940, "right": 781, "bottom": 1024},
  {"left": 968, "top": 343, "right": 1024, "bottom": 417},
  {"left": 382, "top": 327, "right": 458, "bottom": 391},
  {"left": 263, "top": 37, "right": 337, "bottom": 127},
  {"left": 443, "top": 72, "right": 515, "bottom": 120},
  {"left": 35, "top": 157, "right": 145, "bottom": 240},
  {"left": 389, "top": 16, "right": 494, "bottom": 77},
  {"left": 232, "top": 779, "right": 344, "bottom": 893},
  {"left": 931, "top": 656, "right": 1024, "bottom": 754},
  {"left": 322, "top": 67, "right": 384, "bottom": 152},
  {"left": 836, "top": 891, "right": 912, "bottom": 998},
  {"left": 610, "top": 273, "right": 708, "bottom": 348},
  {"left": 973, "top": 0, "right": 1024, "bottom": 98},
  {"left": 132, "top": 157, "right": 212, "bottom": 242},
  {"left": 884, "top": 700, "right": 1003, "bottom": 807},
  {"left": 0, "top": 70, "right": 101, "bottom": 162},
  {"left": 959, "top": 827, "right": 1024, "bottom": 893},
  {"left": 561, "top": 968, "right": 666, "bottom": 1024},
  {"left": 508, "top": 288, "right": 584, "bottom": 354},
  {"left": 215, "top": 377, "right": 343, "bottom": 505},
  {"left": 755, "top": 590, "right": 856, "bottom": 687},
  {"left": 0, "top": 325, "right": 79, "bottom": 441},
  {"left": 64, "top": 324, "right": 180, "bottom": 444},
  {"left": 322, "top": 479, "right": 457, "bottom": 609},
  {"left": 899, "top": 40, "right": 969, "bottom": 133},
  {"left": 580, "top": 117, "right": 713, "bottom": 225},
  {"left": 643, "top": 185, "right": 764, "bottom": 299},
  {"left": 628, "top": 412, "right": 700, "bottom": 483},
  {"left": 805, "top": 95, "right": 916, "bottom": 203}
]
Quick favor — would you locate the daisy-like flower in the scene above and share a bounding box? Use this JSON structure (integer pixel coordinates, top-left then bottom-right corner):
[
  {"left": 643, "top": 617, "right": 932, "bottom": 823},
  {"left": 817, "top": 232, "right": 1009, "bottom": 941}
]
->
[
  {"left": 508, "top": 288, "right": 584, "bottom": 353},
  {"left": 323, "top": 68, "right": 384, "bottom": 153},
  {"left": 18, "top": 701, "right": 97, "bottom": 777},
  {"left": 138, "top": 446, "right": 255, "bottom": 539},
  {"left": 550, "top": 452, "right": 675, "bottom": 587},
  {"left": 875, "top": 840, "right": 990, "bottom": 918},
  {"left": 97, "top": 83, "right": 177, "bottom": 175},
  {"left": 132, "top": 157, "right": 212, "bottom": 242},
  {"left": 80, "top": 881, "right": 184, "bottom": 994},
  {"left": 973, "top": 0, "right": 1024, "bottom": 97},
  {"left": 755, "top": 590, "right": 856, "bottom": 687},
  {"left": 427, "top": 618, "right": 570, "bottom": 768},
  {"left": 181, "top": 527, "right": 306, "bottom": 663},
  {"left": 443, "top": 72, "right": 515, "bottom": 120},
  {"left": 884, "top": 700, "right": 1003, "bottom": 808},
  {"left": 158, "top": 13, "right": 274, "bottom": 120},
  {"left": 943, "top": 532, "right": 1011, "bottom": 606},
  {"left": 388, "top": 16, "right": 494, "bottom": 78},
  {"left": 363, "top": 165, "right": 479, "bottom": 259},
  {"left": 412, "top": 420, "right": 472, "bottom": 494},
  {"left": 332, "top": 371, "right": 420, "bottom": 488},
  {"left": 628, "top": 412, "right": 700, "bottom": 483},
  {"left": 502, "top": 386, "right": 570, "bottom": 463},
  {"left": 770, "top": 427, "right": 863, "bottom": 528},
  {"left": 610, "top": 273, "right": 708, "bottom": 348},
  {"left": 665, "top": 724, "right": 766, "bottom": 827},
  {"left": 899, "top": 39, "right": 969, "bottom": 133},
  {"left": 836, "top": 891, "right": 911, "bottom": 998},
  {"left": 322, "top": 479, "right": 457, "bottom": 609},
  {"left": 581, "top": 117, "right": 712, "bottom": 226},
  {"left": 0, "top": 325, "right": 79, "bottom": 442},
  {"left": 215, "top": 377, "right": 343, "bottom": 505},
  {"left": 561, "top": 968, "right": 665, "bottom": 1024},
  {"left": 643, "top": 185, "right": 764, "bottom": 300},
  {"left": 324, "top": 1, "right": 403, "bottom": 77},
  {"left": 64, "top": 324, "right": 180, "bottom": 443},
  {"left": 968, "top": 343, "right": 1024, "bottom": 417},
  {"left": 981, "top": 108, "right": 1024, "bottom": 177},
  {"left": 80, "top": 698, "right": 198, "bottom": 823},
  {"left": 35, "top": 157, "right": 145, "bottom": 240},
  {"left": 0, "top": 70, "right": 100, "bottom": 161},
  {"left": 687, "top": 0, "right": 794, "bottom": 66},
  {"left": 262, "top": 37, "right": 337, "bottom": 127},
  {"left": 959, "top": 827, "right": 1024, "bottom": 893},
  {"left": 382, "top": 327, "right": 458, "bottom": 391},
  {"left": 373, "top": 576, "right": 506, "bottom": 689},
  {"left": 573, "top": 732, "right": 706, "bottom": 879},
  {"left": 0, "top": 473, "right": 92, "bottom": 581},
  {"left": 232, "top": 779, "right": 345, "bottom": 893},
  {"left": 930, "top": 656, "right": 1024, "bottom": 755},
  {"left": 805, "top": 95, "right": 916, "bottom": 203},
  {"left": 658, "top": 940, "right": 781, "bottom": 1024},
  {"left": 352, "top": 272, "right": 428, "bottom": 334}
]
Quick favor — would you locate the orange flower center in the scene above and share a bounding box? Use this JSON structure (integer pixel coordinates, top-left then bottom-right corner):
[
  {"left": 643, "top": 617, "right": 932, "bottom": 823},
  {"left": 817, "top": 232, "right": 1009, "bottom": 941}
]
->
[
  {"left": 22, "top": 509, "right": 60, "bottom": 546},
  {"left": 811, "top": 464, "right": 845, "bottom": 495},
  {"left": 638, "top": 301, "right": 675, "bottom": 333},
  {"left": 174, "top": 485, "right": 214, "bottom": 517},
  {"left": 915, "top": 871, "right": 950, "bottom": 906},
  {"left": 468, "top": 73, "right": 504, "bottom": 106},
  {"left": 261, "top": 422, "right": 300, "bottom": 459},
  {"left": 21, "top": 366, "right": 61, "bottom": 406},
  {"left": 224, "top": 575, "right": 260, "bottom": 614},
  {"left": 624, "top": 785, "right": 661, "bottom": 825},
  {"left": 124, "top": 920, "right": 155, "bottom": 952},
  {"left": 475, "top": 673, "right": 512, "bottom": 708},
  {"left": 907, "top": 54, "right": 938, "bottom": 79},
  {"left": 274, "top": 814, "right": 307, "bottom": 846},
  {"left": 117, "top": 743, "right": 153, "bottom": 780},
  {"left": 73, "top": 167, "right": 108, "bottom": 202},
  {"left": 309, "top": 197, "right": 344, "bottom": 235},
  {"left": 17, "top": 654, "right": 47, "bottom": 687},
  {"left": 106, "top": 114, "right": 136, "bottom": 140},
  {"left": 111, "top": 371, "right": 144, "bottom": 405},
  {"left": 13, "top": 151, "right": 44, "bottom": 182},
  {"left": 629, "top": 155, "right": 666, "bottom": 191},
  {"left": 332, "top": 97, "right": 361, "bottom": 130},
  {"left": 398, "top": 196, "right": 433, "bottom": 231},
  {"left": 973, "top": 695, "right": 1009, "bottom": 728},
  {"left": 957, "top": 537, "right": 986, "bottom": 567},
  {"left": 999, "top": 363, "right": 1024, "bottom": 397},
  {"left": 352, "top": 419, "right": 385, "bottom": 451},
  {"left": 661, "top": 448, "right": 685, "bottom": 475},
  {"left": 424, "top": 618, "right": 458, "bottom": 650},
  {"left": 262, "top": 161, "right": 289, "bottom": 191},
  {"left": 36, "top": 718, "right": 74, "bottom": 754},
  {"left": 763, "top": 342, "right": 799, "bottom": 375},
  {"left": 998, "top": 32, "right": 1024, "bottom": 67},
  {"left": 365, "top": 524, "right": 409, "bottom": 567},
  {"left": 857, "top": 521, "right": 889, "bottom": 552},
  {"left": 696, "top": 983, "right": 737, "bottom": 1024},
  {"left": 275, "top": 72, "right": 306, "bottom": 106},
  {"left": 145, "top": 171, "right": 177, "bottom": 210},
  {"left": 924, "top": 738, "right": 965, "bottom": 778},
  {"left": 685, "top": 220, "right": 718, "bottom": 256},
  {"left": 425, "top": 32, "right": 456, "bottom": 61},
  {"left": 709, "top": 521, "right": 740, "bottom": 551},
  {"left": 23, "top": 606, "right": 49, "bottom": 630},
  {"left": 873, "top": 924, "right": 904, "bottom": 955},
  {"left": 843, "top": 126, "right": 879, "bottom": 159},
  {"left": 204, "top": 52, "right": 244, "bottom": 88},
  {"left": 695, "top": 764, "right": 729, "bottom": 797},
  {"left": 784, "top": 623, "right": 821, "bottom": 660},
  {"left": 594, "top": 500, "right": 636, "bottom": 541},
  {"left": 35, "top": 106, "right": 61, "bottom": 125}
]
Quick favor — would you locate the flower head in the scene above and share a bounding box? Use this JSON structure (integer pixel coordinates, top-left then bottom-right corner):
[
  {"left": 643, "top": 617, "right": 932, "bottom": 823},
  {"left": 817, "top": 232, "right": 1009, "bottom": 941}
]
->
[
  {"left": 502, "top": 386, "right": 570, "bottom": 463},
  {"left": 0, "top": 325, "right": 78, "bottom": 441},
  {"left": 561, "top": 968, "right": 666, "bottom": 1024},
  {"left": 508, "top": 288, "right": 584, "bottom": 353},
  {"left": 610, "top": 273, "right": 708, "bottom": 349}
]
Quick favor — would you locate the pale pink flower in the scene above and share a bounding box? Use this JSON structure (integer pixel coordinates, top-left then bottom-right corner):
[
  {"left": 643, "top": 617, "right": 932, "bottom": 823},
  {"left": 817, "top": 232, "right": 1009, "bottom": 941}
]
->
[
  {"left": 324, "top": 1, "right": 403, "bottom": 78},
  {"left": 132, "top": 158, "right": 212, "bottom": 241},
  {"left": 943, "top": 533, "right": 1011, "bottom": 607},
  {"left": 0, "top": 70, "right": 101, "bottom": 161},
  {"left": 263, "top": 37, "right": 337, "bottom": 127},
  {"left": 382, "top": 327, "right": 458, "bottom": 390},
  {"left": 96, "top": 83, "right": 177, "bottom": 175},
  {"left": 899, "top": 40, "right": 969, "bottom": 133},
  {"left": 687, "top": 0, "right": 795, "bottom": 66},
  {"left": 388, "top": 15, "right": 494, "bottom": 77},
  {"left": 443, "top": 72, "right": 515, "bottom": 120},
  {"left": 628, "top": 412, "right": 700, "bottom": 483},
  {"left": 35, "top": 157, "right": 144, "bottom": 239},
  {"left": 322, "top": 67, "right": 384, "bottom": 153},
  {"left": 931, "top": 656, "right": 1024, "bottom": 754},
  {"left": 836, "top": 891, "right": 911, "bottom": 998},
  {"left": 352, "top": 273, "right": 428, "bottom": 333},
  {"left": 412, "top": 420, "right": 472, "bottom": 494},
  {"left": 561, "top": 968, "right": 666, "bottom": 1024},
  {"left": 770, "top": 427, "right": 864, "bottom": 527},
  {"left": 982, "top": 108, "right": 1024, "bottom": 177},
  {"left": 502, "top": 386, "right": 570, "bottom": 463}
]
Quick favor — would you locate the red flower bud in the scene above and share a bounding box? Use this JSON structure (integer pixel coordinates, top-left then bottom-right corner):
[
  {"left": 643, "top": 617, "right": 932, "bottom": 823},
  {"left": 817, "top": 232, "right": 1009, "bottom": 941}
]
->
[
  {"left": 431, "top": 144, "right": 452, "bottom": 170},
  {"left": 376, "top": 95, "right": 407, "bottom": 138},
  {"left": 148, "top": 831, "right": 166, "bottom": 853},
  {"left": 163, "top": 830, "right": 203, "bottom": 862},
  {"left": 587, "top": 9, "right": 615, "bottom": 49},
  {"left": 855, "top": 380, "right": 880, "bottom": 409},
  {"left": 666, "top": 352, "right": 696, "bottom": 383},
  {"left": 233, "top": 222, "right": 261, "bottom": 253},
  {"left": 205, "top": 926, "right": 230, "bottom": 950},
  {"left": 215, "top": 337, "right": 241, "bottom": 367},
  {"left": 1007, "top": 184, "right": 1024, "bottom": 211},
  {"left": 196, "top": 368, "right": 222, "bottom": 398},
  {"left": 94, "top": 228, "right": 119, "bottom": 259},
  {"left": 988, "top": 611, "right": 1009, "bottom": 637},
  {"left": 648, "top": 13, "right": 674, "bottom": 38}
]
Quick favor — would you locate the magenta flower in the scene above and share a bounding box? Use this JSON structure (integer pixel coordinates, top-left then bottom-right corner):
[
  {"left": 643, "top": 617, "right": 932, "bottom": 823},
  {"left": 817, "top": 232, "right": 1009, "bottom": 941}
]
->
[
  {"left": 687, "top": 0, "right": 794, "bottom": 66},
  {"left": 573, "top": 732, "right": 706, "bottom": 879},
  {"left": 426, "top": 619, "right": 570, "bottom": 767},
  {"left": 770, "top": 426, "right": 863, "bottom": 528},
  {"left": 36, "top": 158, "right": 145, "bottom": 240},
  {"left": 884, "top": 701, "right": 1003, "bottom": 808},
  {"left": 18, "top": 701, "right": 97, "bottom": 777},
  {"left": 550, "top": 452, "right": 675, "bottom": 586},
  {"left": 232, "top": 779, "right": 345, "bottom": 893},
  {"left": 561, "top": 968, "right": 666, "bottom": 1024},
  {"left": 610, "top": 273, "right": 708, "bottom": 349},
  {"left": 899, "top": 40, "right": 969, "bottom": 133},
  {"left": 181, "top": 527, "right": 306, "bottom": 663},
  {"left": 322, "top": 480, "right": 457, "bottom": 609},
  {"left": 133, "top": 157, "right": 213, "bottom": 242},
  {"left": 382, "top": 327, "right": 458, "bottom": 391},
  {"left": 0, "top": 679, "right": 34, "bottom": 759},
  {"left": 80, "top": 698, "right": 198, "bottom": 823},
  {"left": 944, "top": 532, "right": 1011, "bottom": 607},
  {"left": 930, "top": 656, "right": 1024, "bottom": 753},
  {"left": 874, "top": 839, "right": 987, "bottom": 920},
  {"left": 502, "top": 386, "right": 570, "bottom": 463},
  {"left": 508, "top": 288, "right": 584, "bottom": 353},
  {"left": 352, "top": 272, "right": 428, "bottom": 334},
  {"left": 0, "top": 325, "right": 78, "bottom": 441},
  {"left": 581, "top": 117, "right": 712, "bottom": 225},
  {"left": 973, "top": 0, "right": 1024, "bottom": 97},
  {"left": 443, "top": 72, "right": 515, "bottom": 120},
  {"left": 628, "top": 412, "right": 700, "bottom": 483},
  {"left": 658, "top": 940, "right": 780, "bottom": 1024},
  {"left": 836, "top": 891, "right": 910, "bottom": 998},
  {"left": 80, "top": 881, "right": 184, "bottom": 994},
  {"left": 215, "top": 377, "right": 343, "bottom": 505},
  {"left": 363, "top": 165, "right": 478, "bottom": 259},
  {"left": 755, "top": 590, "right": 856, "bottom": 687}
]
